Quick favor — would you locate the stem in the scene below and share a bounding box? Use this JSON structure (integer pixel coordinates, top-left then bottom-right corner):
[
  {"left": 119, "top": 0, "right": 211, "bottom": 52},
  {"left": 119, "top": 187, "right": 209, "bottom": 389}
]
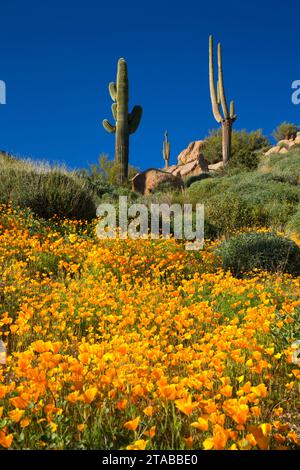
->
[{"left": 222, "top": 119, "right": 232, "bottom": 165}]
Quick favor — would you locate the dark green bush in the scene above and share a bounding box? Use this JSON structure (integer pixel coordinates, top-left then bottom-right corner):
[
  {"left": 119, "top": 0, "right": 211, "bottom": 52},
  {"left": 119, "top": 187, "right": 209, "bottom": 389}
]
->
[
  {"left": 186, "top": 172, "right": 300, "bottom": 234},
  {"left": 184, "top": 173, "right": 211, "bottom": 188},
  {"left": 151, "top": 179, "right": 183, "bottom": 194},
  {"left": 258, "top": 147, "right": 300, "bottom": 185},
  {"left": 272, "top": 122, "right": 299, "bottom": 142},
  {"left": 287, "top": 211, "right": 300, "bottom": 236},
  {"left": 0, "top": 167, "right": 97, "bottom": 220},
  {"left": 202, "top": 129, "right": 270, "bottom": 170},
  {"left": 216, "top": 232, "right": 300, "bottom": 277},
  {"left": 79, "top": 154, "right": 139, "bottom": 194}
]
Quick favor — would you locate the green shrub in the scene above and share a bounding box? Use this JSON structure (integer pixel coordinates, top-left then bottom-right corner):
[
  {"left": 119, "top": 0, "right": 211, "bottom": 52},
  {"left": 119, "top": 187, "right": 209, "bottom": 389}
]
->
[
  {"left": 258, "top": 147, "right": 300, "bottom": 185},
  {"left": 272, "top": 122, "right": 299, "bottom": 142},
  {"left": 0, "top": 167, "right": 97, "bottom": 220},
  {"left": 202, "top": 129, "right": 270, "bottom": 170},
  {"left": 28, "top": 252, "right": 60, "bottom": 277},
  {"left": 184, "top": 173, "right": 211, "bottom": 188},
  {"left": 287, "top": 210, "right": 300, "bottom": 236},
  {"left": 80, "top": 154, "right": 139, "bottom": 194},
  {"left": 216, "top": 232, "right": 300, "bottom": 277},
  {"left": 151, "top": 179, "right": 182, "bottom": 195},
  {"left": 186, "top": 172, "right": 300, "bottom": 234}
]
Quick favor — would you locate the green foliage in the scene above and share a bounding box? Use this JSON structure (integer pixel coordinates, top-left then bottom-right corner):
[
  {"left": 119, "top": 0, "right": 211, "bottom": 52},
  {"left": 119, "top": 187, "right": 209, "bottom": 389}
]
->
[
  {"left": 79, "top": 155, "right": 139, "bottom": 196},
  {"left": 186, "top": 172, "right": 300, "bottom": 234},
  {"left": 272, "top": 122, "right": 299, "bottom": 142},
  {"left": 286, "top": 210, "right": 300, "bottom": 236},
  {"left": 151, "top": 179, "right": 182, "bottom": 195},
  {"left": 184, "top": 173, "right": 211, "bottom": 188},
  {"left": 258, "top": 146, "right": 300, "bottom": 185},
  {"left": 216, "top": 232, "right": 300, "bottom": 277},
  {"left": 0, "top": 156, "right": 97, "bottom": 220},
  {"left": 202, "top": 129, "right": 270, "bottom": 170}
]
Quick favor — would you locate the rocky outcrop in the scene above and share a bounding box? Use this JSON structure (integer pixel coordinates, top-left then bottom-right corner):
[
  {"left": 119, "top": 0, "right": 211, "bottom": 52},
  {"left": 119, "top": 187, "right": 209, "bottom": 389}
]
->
[
  {"left": 132, "top": 168, "right": 183, "bottom": 195},
  {"left": 265, "top": 132, "right": 300, "bottom": 156},
  {"left": 177, "top": 141, "right": 206, "bottom": 165},
  {"left": 165, "top": 154, "right": 209, "bottom": 178},
  {"left": 163, "top": 140, "right": 212, "bottom": 179},
  {"left": 208, "top": 161, "right": 224, "bottom": 172}
]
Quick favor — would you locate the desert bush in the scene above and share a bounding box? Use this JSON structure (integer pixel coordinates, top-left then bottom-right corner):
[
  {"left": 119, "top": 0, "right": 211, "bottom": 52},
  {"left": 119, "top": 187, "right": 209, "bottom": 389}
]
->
[
  {"left": 258, "top": 146, "right": 300, "bottom": 185},
  {"left": 80, "top": 154, "right": 139, "bottom": 195},
  {"left": 202, "top": 129, "right": 270, "bottom": 170},
  {"left": 184, "top": 173, "right": 211, "bottom": 188},
  {"left": 286, "top": 210, "right": 300, "bottom": 236},
  {"left": 272, "top": 122, "right": 299, "bottom": 142},
  {"left": 216, "top": 232, "right": 300, "bottom": 277},
  {"left": 0, "top": 166, "right": 97, "bottom": 220},
  {"left": 151, "top": 179, "right": 183, "bottom": 195},
  {"left": 186, "top": 172, "right": 300, "bottom": 234}
]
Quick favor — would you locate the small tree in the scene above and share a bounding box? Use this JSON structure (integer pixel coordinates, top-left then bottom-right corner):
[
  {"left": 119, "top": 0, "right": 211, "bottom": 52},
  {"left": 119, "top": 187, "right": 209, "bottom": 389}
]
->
[
  {"left": 80, "top": 154, "right": 138, "bottom": 195},
  {"left": 272, "top": 122, "right": 299, "bottom": 142},
  {"left": 202, "top": 129, "right": 270, "bottom": 170}
]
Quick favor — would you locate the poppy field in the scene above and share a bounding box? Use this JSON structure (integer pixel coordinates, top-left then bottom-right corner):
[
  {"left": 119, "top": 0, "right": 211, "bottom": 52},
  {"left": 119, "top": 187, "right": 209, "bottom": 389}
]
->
[{"left": 0, "top": 204, "right": 300, "bottom": 450}]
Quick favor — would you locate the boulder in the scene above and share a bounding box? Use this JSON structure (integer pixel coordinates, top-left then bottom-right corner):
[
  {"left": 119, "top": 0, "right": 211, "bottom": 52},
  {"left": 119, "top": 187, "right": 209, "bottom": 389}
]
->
[
  {"left": 208, "top": 161, "right": 224, "bottom": 172},
  {"left": 132, "top": 168, "right": 183, "bottom": 195},
  {"left": 177, "top": 140, "right": 206, "bottom": 165},
  {"left": 264, "top": 132, "right": 300, "bottom": 156},
  {"left": 265, "top": 146, "right": 281, "bottom": 156},
  {"left": 295, "top": 133, "right": 300, "bottom": 145},
  {"left": 166, "top": 154, "right": 209, "bottom": 178},
  {"left": 278, "top": 139, "right": 295, "bottom": 148}
]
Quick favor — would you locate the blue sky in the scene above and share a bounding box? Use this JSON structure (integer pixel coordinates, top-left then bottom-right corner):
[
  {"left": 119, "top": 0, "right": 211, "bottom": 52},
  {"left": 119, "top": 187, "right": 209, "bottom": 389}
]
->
[{"left": 0, "top": 0, "right": 299, "bottom": 171}]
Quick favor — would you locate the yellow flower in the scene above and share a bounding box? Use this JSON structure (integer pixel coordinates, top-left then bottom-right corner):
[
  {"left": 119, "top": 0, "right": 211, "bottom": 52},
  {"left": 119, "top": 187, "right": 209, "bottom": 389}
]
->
[
  {"left": 49, "top": 422, "right": 58, "bottom": 433},
  {"left": 175, "top": 395, "right": 198, "bottom": 415},
  {"left": 82, "top": 387, "right": 98, "bottom": 404},
  {"left": 69, "top": 234, "right": 77, "bottom": 243},
  {"left": 124, "top": 416, "right": 140, "bottom": 432},
  {"left": 0, "top": 430, "right": 13, "bottom": 448},
  {"left": 143, "top": 406, "right": 154, "bottom": 417},
  {"left": 144, "top": 426, "right": 156, "bottom": 438},
  {"left": 191, "top": 417, "right": 209, "bottom": 431},
  {"left": 9, "top": 408, "right": 25, "bottom": 423},
  {"left": 220, "top": 385, "right": 232, "bottom": 398},
  {"left": 20, "top": 418, "right": 30, "bottom": 428},
  {"left": 126, "top": 439, "right": 148, "bottom": 450}
]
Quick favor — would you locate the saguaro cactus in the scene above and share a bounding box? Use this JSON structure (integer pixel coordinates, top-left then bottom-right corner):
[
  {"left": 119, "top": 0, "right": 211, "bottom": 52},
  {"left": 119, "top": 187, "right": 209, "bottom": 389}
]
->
[
  {"left": 103, "top": 58, "right": 142, "bottom": 184},
  {"left": 162, "top": 130, "right": 170, "bottom": 168},
  {"left": 209, "top": 35, "right": 237, "bottom": 165}
]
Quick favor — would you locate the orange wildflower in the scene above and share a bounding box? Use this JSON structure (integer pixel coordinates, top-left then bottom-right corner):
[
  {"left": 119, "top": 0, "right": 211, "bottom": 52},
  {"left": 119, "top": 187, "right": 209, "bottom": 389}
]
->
[{"left": 124, "top": 416, "right": 140, "bottom": 431}]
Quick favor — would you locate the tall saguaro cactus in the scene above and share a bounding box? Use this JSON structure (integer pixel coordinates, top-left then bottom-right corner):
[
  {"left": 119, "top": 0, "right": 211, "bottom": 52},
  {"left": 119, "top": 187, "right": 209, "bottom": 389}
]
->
[
  {"left": 162, "top": 130, "right": 170, "bottom": 168},
  {"left": 209, "top": 35, "right": 237, "bottom": 165},
  {"left": 103, "top": 58, "right": 142, "bottom": 184}
]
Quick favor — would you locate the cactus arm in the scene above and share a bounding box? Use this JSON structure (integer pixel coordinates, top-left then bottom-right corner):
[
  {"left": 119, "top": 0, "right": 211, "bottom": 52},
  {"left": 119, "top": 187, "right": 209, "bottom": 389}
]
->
[
  {"left": 163, "top": 130, "right": 170, "bottom": 167},
  {"left": 217, "top": 43, "right": 230, "bottom": 119},
  {"left": 112, "top": 103, "right": 117, "bottom": 120},
  {"left": 129, "top": 105, "right": 143, "bottom": 134},
  {"left": 217, "top": 80, "right": 221, "bottom": 106},
  {"left": 102, "top": 119, "right": 116, "bottom": 133},
  {"left": 230, "top": 100, "right": 237, "bottom": 121},
  {"left": 209, "top": 35, "right": 223, "bottom": 123},
  {"left": 109, "top": 82, "right": 117, "bottom": 101}
]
